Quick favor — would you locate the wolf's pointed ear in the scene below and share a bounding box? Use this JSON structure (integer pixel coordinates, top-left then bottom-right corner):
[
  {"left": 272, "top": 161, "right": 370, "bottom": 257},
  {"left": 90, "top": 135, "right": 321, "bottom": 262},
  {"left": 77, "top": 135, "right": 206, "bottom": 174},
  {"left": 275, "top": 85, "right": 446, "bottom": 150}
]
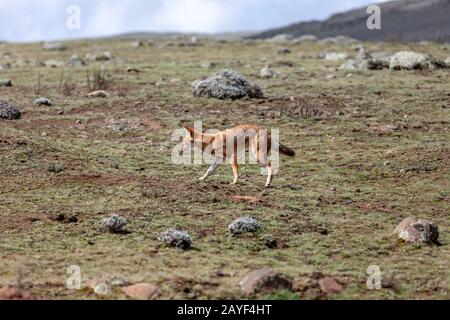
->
[{"left": 183, "top": 127, "right": 195, "bottom": 137}]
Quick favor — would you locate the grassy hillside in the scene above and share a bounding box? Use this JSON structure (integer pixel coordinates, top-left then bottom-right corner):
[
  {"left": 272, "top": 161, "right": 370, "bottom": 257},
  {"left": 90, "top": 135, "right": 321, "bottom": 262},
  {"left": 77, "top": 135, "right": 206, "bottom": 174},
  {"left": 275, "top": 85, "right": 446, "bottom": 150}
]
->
[{"left": 0, "top": 38, "right": 448, "bottom": 299}]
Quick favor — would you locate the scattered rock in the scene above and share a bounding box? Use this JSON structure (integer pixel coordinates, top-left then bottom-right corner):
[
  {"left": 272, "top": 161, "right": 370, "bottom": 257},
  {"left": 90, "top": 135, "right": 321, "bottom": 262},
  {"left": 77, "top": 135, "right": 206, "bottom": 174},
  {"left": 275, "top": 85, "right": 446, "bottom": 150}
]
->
[
  {"left": 101, "top": 214, "right": 127, "bottom": 233},
  {"left": 201, "top": 61, "right": 217, "bottom": 69},
  {"left": 277, "top": 48, "right": 291, "bottom": 54},
  {"left": 106, "top": 120, "right": 128, "bottom": 132},
  {"left": 192, "top": 69, "right": 263, "bottom": 100},
  {"left": 158, "top": 228, "right": 192, "bottom": 249},
  {"left": 126, "top": 67, "right": 141, "bottom": 73},
  {"left": 0, "top": 79, "right": 12, "bottom": 87},
  {"left": 323, "top": 52, "right": 347, "bottom": 61},
  {"left": 86, "top": 51, "right": 112, "bottom": 62},
  {"left": 49, "top": 213, "right": 77, "bottom": 223},
  {"left": 0, "top": 100, "right": 21, "bottom": 120},
  {"left": 122, "top": 283, "right": 160, "bottom": 300},
  {"left": 239, "top": 268, "right": 293, "bottom": 296},
  {"left": 259, "top": 67, "right": 277, "bottom": 78},
  {"left": 0, "top": 286, "right": 35, "bottom": 300},
  {"left": 445, "top": 57, "right": 450, "bottom": 67},
  {"left": 93, "top": 281, "right": 111, "bottom": 295},
  {"left": 291, "top": 35, "right": 318, "bottom": 44},
  {"left": 326, "top": 74, "right": 337, "bottom": 80},
  {"left": 47, "top": 163, "right": 65, "bottom": 173},
  {"left": 267, "top": 34, "right": 293, "bottom": 43},
  {"left": 389, "top": 51, "right": 448, "bottom": 71},
  {"left": 318, "top": 277, "right": 344, "bottom": 294},
  {"left": 44, "top": 59, "right": 64, "bottom": 68},
  {"left": 87, "top": 90, "right": 109, "bottom": 98},
  {"left": 34, "top": 97, "right": 53, "bottom": 106},
  {"left": 319, "top": 35, "right": 358, "bottom": 45},
  {"left": 131, "top": 40, "right": 144, "bottom": 48},
  {"left": 394, "top": 216, "right": 439, "bottom": 244},
  {"left": 42, "top": 42, "right": 66, "bottom": 51},
  {"left": 0, "top": 62, "right": 11, "bottom": 70},
  {"left": 228, "top": 216, "right": 261, "bottom": 235},
  {"left": 67, "top": 55, "right": 85, "bottom": 67}
]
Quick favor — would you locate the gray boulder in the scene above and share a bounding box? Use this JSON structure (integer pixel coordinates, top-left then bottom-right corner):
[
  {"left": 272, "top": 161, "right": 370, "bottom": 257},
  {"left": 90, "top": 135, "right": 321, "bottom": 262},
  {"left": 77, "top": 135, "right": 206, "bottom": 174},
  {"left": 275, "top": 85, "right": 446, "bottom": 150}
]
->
[
  {"left": 34, "top": 97, "right": 53, "bottom": 106},
  {"left": 0, "top": 100, "right": 21, "bottom": 120},
  {"left": 389, "top": 51, "right": 447, "bottom": 71},
  {"left": 67, "top": 55, "right": 85, "bottom": 67},
  {"left": 42, "top": 42, "right": 66, "bottom": 51},
  {"left": 260, "top": 67, "right": 277, "bottom": 78},
  {"left": 291, "top": 35, "right": 318, "bottom": 44},
  {"left": 158, "top": 229, "right": 192, "bottom": 249},
  {"left": 0, "top": 79, "right": 12, "bottom": 87},
  {"left": 192, "top": 69, "right": 263, "bottom": 100},
  {"left": 239, "top": 268, "right": 293, "bottom": 296},
  {"left": 101, "top": 214, "right": 127, "bottom": 233},
  {"left": 228, "top": 216, "right": 261, "bottom": 235},
  {"left": 394, "top": 216, "right": 439, "bottom": 244}
]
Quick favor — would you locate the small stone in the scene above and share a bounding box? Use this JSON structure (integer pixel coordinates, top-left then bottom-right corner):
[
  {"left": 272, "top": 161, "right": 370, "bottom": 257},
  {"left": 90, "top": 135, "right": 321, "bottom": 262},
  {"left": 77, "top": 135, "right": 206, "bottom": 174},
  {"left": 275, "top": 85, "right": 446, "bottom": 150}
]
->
[
  {"left": 318, "top": 277, "right": 344, "bottom": 294},
  {"left": 67, "top": 55, "right": 85, "bottom": 67},
  {"left": 87, "top": 90, "right": 109, "bottom": 98},
  {"left": 85, "top": 51, "right": 112, "bottom": 62},
  {"left": 0, "top": 100, "right": 21, "bottom": 120},
  {"left": 260, "top": 67, "right": 277, "bottom": 79},
  {"left": 34, "top": 97, "right": 53, "bottom": 106},
  {"left": 42, "top": 42, "right": 66, "bottom": 51},
  {"left": 158, "top": 228, "right": 192, "bottom": 249},
  {"left": 326, "top": 74, "right": 337, "bottom": 80},
  {"left": 323, "top": 52, "right": 347, "bottom": 61},
  {"left": 0, "top": 79, "right": 12, "bottom": 87},
  {"left": 131, "top": 40, "right": 143, "bottom": 48},
  {"left": 44, "top": 60, "right": 64, "bottom": 68},
  {"left": 201, "top": 61, "right": 217, "bottom": 69},
  {"left": 277, "top": 48, "right": 291, "bottom": 54},
  {"left": 93, "top": 282, "right": 111, "bottom": 295},
  {"left": 0, "top": 286, "right": 35, "bottom": 300},
  {"left": 101, "top": 214, "right": 127, "bottom": 233},
  {"left": 239, "top": 268, "right": 293, "bottom": 296},
  {"left": 122, "top": 283, "right": 160, "bottom": 300},
  {"left": 228, "top": 216, "right": 261, "bottom": 235},
  {"left": 394, "top": 216, "right": 439, "bottom": 244}
]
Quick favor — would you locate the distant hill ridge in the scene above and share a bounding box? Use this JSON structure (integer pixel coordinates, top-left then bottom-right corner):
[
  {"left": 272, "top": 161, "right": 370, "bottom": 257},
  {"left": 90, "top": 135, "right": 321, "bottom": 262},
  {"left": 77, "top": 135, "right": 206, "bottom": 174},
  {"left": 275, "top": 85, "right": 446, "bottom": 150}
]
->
[{"left": 249, "top": 0, "right": 450, "bottom": 42}]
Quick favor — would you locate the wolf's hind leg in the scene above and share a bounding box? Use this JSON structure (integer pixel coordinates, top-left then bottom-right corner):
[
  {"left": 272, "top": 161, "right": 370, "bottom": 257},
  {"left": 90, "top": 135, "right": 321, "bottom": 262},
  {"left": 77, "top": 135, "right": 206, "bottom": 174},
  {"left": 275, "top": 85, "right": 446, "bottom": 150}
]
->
[{"left": 230, "top": 155, "right": 239, "bottom": 185}]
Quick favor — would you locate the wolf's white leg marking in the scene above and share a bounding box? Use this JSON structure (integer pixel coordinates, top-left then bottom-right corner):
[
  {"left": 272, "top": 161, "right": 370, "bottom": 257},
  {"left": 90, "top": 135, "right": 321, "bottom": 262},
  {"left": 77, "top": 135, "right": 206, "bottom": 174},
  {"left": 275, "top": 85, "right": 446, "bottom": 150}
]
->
[
  {"left": 265, "top": 164, "right": 273, "bottom": 188},
  {"left": 199, "top": 159, "right": 219, "bottom": 181}
]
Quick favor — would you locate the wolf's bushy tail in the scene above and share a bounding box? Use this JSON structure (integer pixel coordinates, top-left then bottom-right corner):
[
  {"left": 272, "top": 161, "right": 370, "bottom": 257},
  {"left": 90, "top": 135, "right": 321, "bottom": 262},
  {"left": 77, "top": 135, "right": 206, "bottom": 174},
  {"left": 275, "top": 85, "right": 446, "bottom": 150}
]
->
[{"left": 279, "top": 144, "right": 295, "bottom": 157}]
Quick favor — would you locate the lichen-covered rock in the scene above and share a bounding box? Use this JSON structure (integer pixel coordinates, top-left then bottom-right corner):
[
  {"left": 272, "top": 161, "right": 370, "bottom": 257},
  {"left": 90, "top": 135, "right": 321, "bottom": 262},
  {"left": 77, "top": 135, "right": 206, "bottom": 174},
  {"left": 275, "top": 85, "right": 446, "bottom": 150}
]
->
[
  {"left": 323, "top": 52, "right": 347, "bottom": 61},
  {"left": 260, "top": 67, "right": 277, "bottom": 78},
  {"left": 389, "top": 51, "right": 447, "bottom": 71},
  {"left": 34, "top": 97, "right": 53, "bottom": 106},
  {"left": 291, "top": 35, "right": 318, "bottom": 44},
  {"left": 394, "top": 216, "right": 439, "bottom": 244},
  {"left": 101, "top": 214, "right": 127, "bottom": 233},
  {"left": 158, "top": 229, "right": 192, "bottom": 249},
  {"left": 122, "top": 283, "right": 160, "bottom": 300},
  {"left": 0, "top": 100, "right": 21, "bottom": 120},
  {"left": 67, "top": 55, "right": 85, "bottom": 67},
  {"left": 87, "top": 90, "right": 109, "bottom": 98},
  {"left": 192, "top": 69, "right": 263, "bottom": 100},
  {"left": 85, "top": 51, "right": 112, "bottom": 62},
  {"left": 267, "top": 34, "right": 293, "bottom": 43},
  {"left": 0, "top": 79, "right": 12, "bottom": 87},
  {"left": 239, "top": 268, "right": 292, "bottom": 296},
  {"left": 228, "top": 216, "right": 261, "bottom": 235},
  {"left": 277, "top": 48, "right": 291, "bottom": 54},
  {"left": 42, "top": 42, "right": 66, "bottom": 51}
]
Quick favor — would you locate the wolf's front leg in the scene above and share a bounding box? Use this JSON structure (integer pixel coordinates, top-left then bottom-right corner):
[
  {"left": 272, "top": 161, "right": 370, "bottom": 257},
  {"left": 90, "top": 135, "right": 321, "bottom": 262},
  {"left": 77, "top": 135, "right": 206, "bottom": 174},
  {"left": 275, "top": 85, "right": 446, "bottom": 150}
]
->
[{"left": 199, "top": 160, "right": 219, "bottom": 181}]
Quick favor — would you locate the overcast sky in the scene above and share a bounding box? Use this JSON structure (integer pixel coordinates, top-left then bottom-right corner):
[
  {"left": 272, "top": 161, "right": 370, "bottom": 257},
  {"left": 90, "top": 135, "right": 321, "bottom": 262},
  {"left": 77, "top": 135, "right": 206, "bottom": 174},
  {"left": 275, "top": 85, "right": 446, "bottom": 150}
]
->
[{"left": 0, "top": 0, "right": 389, "bottom": 42}]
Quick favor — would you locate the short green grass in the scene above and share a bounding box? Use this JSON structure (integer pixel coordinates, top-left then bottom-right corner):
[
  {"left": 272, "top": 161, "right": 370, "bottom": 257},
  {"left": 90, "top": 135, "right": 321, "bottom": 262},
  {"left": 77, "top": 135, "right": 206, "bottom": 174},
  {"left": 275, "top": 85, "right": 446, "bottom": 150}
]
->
[{"left": 0, "top": 38, "right": 448, "bottom": 299}]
